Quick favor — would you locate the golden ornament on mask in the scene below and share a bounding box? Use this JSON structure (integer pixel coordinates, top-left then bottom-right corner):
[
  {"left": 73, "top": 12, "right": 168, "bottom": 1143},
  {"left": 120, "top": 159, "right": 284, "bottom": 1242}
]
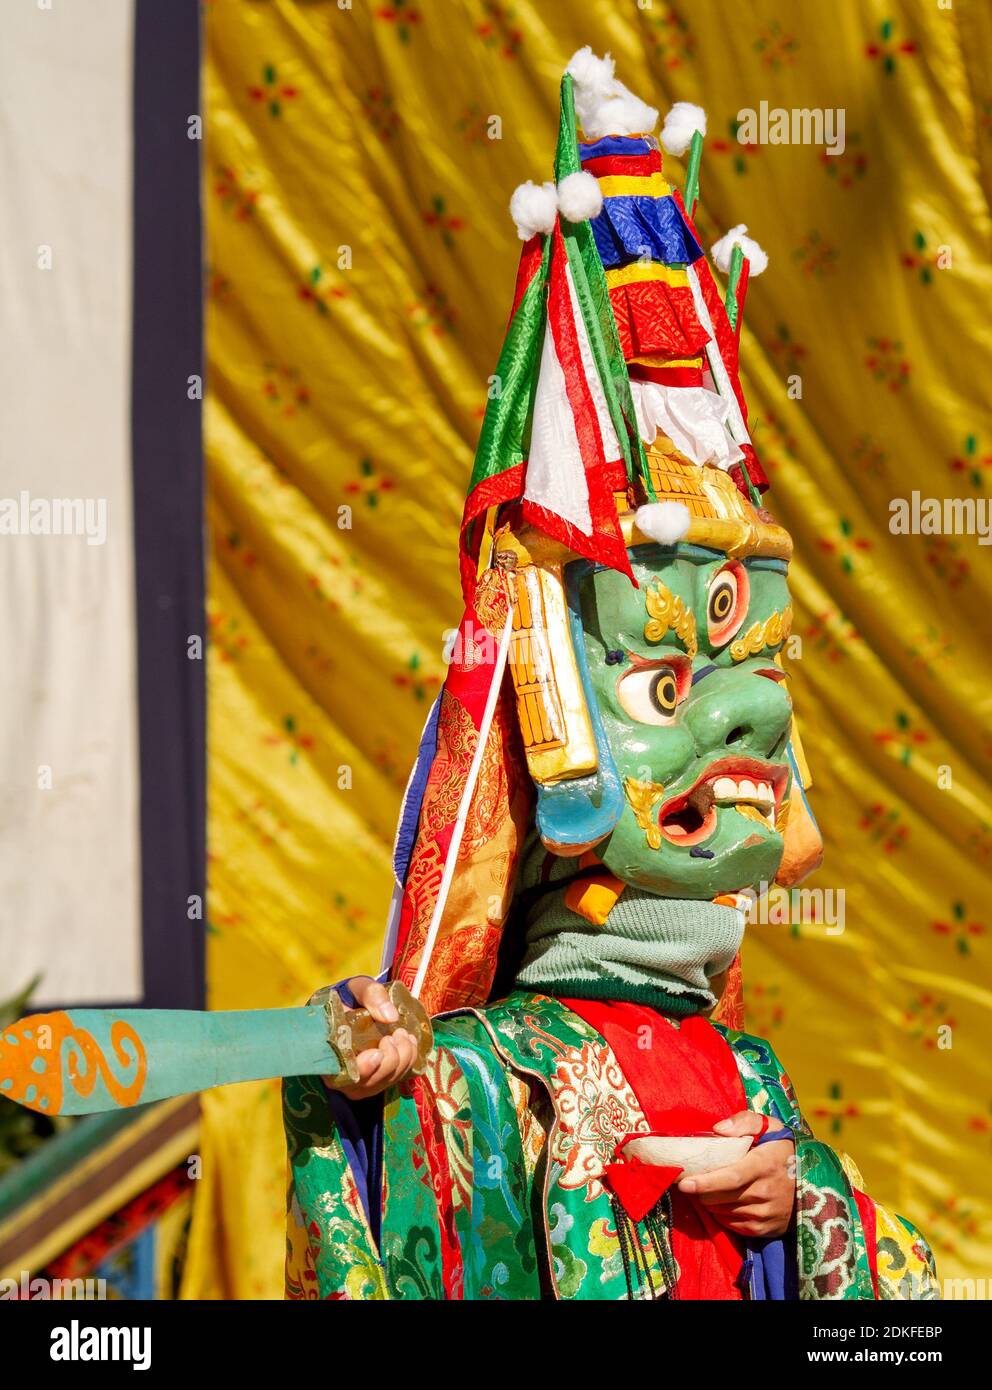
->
[
  {"left": 644, "top": 582, "right": 698, "bottom": 658},
  {"left": 729, "top": 605, "right": 793, "bottom": 662},
  {"left": 507, "top": 570, "right": 567, "bottom": 754},
  {"left": 624, "top": 462, "right": 793, "bottom": 563},
  {"left": 493, "top": 540, "right": 599, "bottom": 785},
  {"left": 623, "top": 777, "right": 666, "bottom": 851},
  {"left": 644, "top": 444, "right": 717, "bottom": 519}
]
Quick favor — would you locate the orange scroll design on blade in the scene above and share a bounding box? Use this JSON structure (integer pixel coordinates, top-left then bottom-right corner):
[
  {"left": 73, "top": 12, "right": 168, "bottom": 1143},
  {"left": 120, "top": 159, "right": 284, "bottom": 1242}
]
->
[{"left": 0, "top": 1011, "right": 148, "bottom": 1115}]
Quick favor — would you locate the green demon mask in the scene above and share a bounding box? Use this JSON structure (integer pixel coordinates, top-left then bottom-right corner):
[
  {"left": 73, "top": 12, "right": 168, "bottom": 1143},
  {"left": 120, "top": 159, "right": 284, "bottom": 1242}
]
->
[
  {"left": 499, "top": 458, "right": 823, "bottom": 900},
  {"left": 578, "top": 545, "right": 793, "bottom": 897}
]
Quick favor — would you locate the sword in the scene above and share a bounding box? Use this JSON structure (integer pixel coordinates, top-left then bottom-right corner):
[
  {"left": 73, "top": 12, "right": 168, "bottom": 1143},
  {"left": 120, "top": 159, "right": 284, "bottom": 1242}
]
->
[{"left": 0, "top": 981, "right": 433, "bottom": 1116}]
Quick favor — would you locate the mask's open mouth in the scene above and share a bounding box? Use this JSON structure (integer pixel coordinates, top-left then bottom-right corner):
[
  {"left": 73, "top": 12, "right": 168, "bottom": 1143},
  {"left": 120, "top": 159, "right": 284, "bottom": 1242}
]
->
[{"left": 658, "top": 756, "right": 789, "bottom": 847}]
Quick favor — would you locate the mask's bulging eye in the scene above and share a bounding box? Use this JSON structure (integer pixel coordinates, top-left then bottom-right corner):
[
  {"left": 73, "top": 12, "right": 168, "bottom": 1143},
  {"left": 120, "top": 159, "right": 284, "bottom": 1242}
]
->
[
  {"left": 707, "top": 562, "right": 749, "bottom": 647},
  {"left": 617, "top": 662, "right": 686, "bottom": 725}
]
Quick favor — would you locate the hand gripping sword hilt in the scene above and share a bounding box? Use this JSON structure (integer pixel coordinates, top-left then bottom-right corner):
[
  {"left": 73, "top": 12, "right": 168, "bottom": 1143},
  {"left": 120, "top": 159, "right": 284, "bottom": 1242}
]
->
[{"left": 312, "top": 980, "right": 434, "bottom": 1087}]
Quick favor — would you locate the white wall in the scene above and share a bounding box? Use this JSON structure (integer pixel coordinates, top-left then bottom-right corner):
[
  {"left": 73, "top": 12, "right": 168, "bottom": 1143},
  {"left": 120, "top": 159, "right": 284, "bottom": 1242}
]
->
[{"left": 0, "top": 0, "right": 142, "bottom": 1004}]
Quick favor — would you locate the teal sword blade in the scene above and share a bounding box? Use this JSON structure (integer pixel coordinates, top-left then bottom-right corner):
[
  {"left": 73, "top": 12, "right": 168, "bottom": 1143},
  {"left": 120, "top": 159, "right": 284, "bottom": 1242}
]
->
[
  {"left": 0, "top": 981, "right": 433, "bottom": 1116},
  {"left": 0, "top": 1005, "right": 341, "bottom": 1116}
]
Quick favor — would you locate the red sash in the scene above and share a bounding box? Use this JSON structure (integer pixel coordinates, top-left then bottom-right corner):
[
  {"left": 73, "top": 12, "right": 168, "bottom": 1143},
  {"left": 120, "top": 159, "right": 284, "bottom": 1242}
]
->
[{"left": 561, "top": 998, "right": 748, "bottom": 1300}]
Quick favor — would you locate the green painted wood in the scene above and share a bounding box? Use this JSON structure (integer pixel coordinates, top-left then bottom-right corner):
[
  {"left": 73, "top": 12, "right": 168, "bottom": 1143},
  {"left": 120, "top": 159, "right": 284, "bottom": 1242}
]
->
[{"left": 684, "top": 128, "right": 703, "bottom": 217}]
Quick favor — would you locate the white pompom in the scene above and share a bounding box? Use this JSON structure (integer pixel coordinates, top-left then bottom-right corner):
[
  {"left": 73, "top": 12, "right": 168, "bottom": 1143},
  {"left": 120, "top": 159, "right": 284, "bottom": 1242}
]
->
[
  {"left": 556, "top": 171, "right": 603, "bottom": 223},
  {"left": 710, "top": 224, "right": 769, "bottom": 277},
  {"left": 567, "top": 47, "right": 658, "bottom": 140},
  {"left": 634, "top": 502, "right": 691, "bottom": 546},
  {"left": 566, "top": 46, "right": 616, "bottom": 95},
  {"left": 583, "top": 89, "right": 658, "bottom": 141},
  {"left": 660, "top": 101, "right": 707, "bottom": 156},
  {"left": 509, "top": 180, "right": 558, "bottom": 241}
]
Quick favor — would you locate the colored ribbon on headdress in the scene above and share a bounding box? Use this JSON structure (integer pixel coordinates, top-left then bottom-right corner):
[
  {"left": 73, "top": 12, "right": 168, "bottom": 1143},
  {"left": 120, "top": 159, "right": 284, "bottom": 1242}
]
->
[{"left": 459, "top": 74, "right": 651, "bottom": 601}]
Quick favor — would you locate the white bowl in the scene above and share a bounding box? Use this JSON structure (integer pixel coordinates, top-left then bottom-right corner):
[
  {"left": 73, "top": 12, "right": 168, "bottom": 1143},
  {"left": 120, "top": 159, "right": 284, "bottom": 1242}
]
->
[{"left": 622, "top": 1134, "right": 752, "bottom": 1176}]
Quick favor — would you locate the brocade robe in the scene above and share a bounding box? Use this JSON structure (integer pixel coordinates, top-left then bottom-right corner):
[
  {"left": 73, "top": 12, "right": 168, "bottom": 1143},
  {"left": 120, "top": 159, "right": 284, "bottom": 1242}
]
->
[{"left": 283, "top": 990, "right": 937, "bottom": 1301}]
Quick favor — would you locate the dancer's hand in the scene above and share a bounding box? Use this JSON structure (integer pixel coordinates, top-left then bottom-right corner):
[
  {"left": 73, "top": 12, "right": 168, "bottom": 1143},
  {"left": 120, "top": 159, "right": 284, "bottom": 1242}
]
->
[
  {"left": 322, "top": 976, "right": 420, "bottom": 1100},
  {"left": 676, "top": 1112, "right": 796, "bottom": 1238}
]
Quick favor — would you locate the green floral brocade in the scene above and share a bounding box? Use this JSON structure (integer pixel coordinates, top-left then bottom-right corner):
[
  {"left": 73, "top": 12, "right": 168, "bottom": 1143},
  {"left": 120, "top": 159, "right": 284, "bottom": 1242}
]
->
[{"left": 283, "top": 992, "right": 937, "bottom": 1301}]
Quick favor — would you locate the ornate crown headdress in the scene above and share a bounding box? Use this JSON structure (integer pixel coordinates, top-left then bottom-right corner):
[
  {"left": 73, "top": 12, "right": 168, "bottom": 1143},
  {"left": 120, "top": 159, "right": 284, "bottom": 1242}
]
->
[{"left": 386, "top": 52, "right": 820, "bottom": 1014}]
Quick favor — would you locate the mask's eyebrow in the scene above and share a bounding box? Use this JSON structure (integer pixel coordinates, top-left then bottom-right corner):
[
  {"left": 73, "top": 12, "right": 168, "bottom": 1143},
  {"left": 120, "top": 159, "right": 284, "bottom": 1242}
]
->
[
  {"left": 691, "top": 663, "right": 719, "bottom": 686},
  {"left": 626, "top": 650, "right": 693, "bottom": 679}
]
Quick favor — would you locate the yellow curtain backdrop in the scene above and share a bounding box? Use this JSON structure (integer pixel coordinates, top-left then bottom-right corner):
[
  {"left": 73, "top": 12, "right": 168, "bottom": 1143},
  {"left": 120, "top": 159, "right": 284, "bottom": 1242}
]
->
[{"left": 184, "top": 0, "right": 992, "bottom": 1297}]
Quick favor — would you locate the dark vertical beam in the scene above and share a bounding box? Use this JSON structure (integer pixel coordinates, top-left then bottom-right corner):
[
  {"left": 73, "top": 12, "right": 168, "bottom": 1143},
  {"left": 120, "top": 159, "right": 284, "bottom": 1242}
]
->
[{"left": 131, "top": 0, "right": 205, "bottom": 1008}]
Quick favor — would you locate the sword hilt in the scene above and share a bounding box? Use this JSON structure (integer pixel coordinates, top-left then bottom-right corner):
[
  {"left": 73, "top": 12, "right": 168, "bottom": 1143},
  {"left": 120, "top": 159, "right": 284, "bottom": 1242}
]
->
[{"left": 311, "top": 980, "right": 434, "bottom": 1087}]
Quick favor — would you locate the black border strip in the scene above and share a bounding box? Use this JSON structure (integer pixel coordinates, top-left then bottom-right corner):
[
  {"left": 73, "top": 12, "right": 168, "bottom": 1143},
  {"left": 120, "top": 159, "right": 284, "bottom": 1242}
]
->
[{"left": 130, "top": 0, "right": 205, "bottom": 1008}]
